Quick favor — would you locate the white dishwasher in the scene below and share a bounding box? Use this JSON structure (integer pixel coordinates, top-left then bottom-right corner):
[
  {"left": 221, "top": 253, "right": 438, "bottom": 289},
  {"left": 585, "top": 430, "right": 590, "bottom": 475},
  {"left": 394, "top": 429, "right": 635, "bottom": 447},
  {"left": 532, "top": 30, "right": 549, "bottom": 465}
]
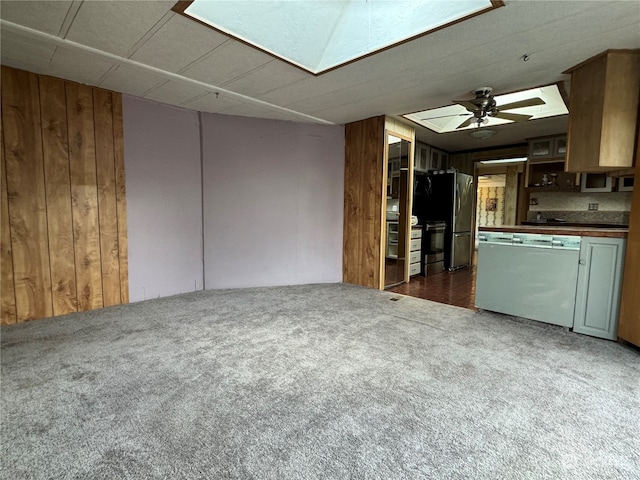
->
[{"left": 475, "top": 232, "right": 581, "bottom": 327}]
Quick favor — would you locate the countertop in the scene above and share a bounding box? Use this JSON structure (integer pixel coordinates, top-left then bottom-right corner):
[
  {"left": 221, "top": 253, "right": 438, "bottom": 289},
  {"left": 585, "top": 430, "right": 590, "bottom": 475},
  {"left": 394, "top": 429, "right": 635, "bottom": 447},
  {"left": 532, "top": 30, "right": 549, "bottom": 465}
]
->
[{"left": 479, "top": 225, "right": 628, "bottom": 238}]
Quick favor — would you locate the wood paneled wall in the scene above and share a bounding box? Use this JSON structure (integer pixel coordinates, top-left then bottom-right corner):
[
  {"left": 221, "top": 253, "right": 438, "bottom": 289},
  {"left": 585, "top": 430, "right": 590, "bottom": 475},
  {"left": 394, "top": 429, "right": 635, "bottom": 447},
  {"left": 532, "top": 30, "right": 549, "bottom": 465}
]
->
[
  {"left": 343, "top": 116, "right": 385, "bottom": 289},
  {"left": 617, "top": 125, "right": 640, "bottom": 347},
  {"left": 1, "top": 66, "right": 128, "bottom": 324},
  {"left": 343, "top": 116, "right": 415, "bottom": 290}
]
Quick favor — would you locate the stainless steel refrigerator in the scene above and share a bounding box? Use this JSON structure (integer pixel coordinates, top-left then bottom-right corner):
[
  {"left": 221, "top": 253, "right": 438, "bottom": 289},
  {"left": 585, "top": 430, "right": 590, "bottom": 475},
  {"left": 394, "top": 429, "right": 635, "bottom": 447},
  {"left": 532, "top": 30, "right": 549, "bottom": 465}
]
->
[{"left": 413, "top": 171, "right": 474, "bottom": 270}]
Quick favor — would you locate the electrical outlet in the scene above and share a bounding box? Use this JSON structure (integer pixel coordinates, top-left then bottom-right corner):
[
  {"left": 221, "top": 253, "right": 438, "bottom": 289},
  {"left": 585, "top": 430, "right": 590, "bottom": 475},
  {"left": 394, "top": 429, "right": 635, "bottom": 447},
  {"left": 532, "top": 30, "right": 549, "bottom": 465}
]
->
[{"left": 588, "top": 203, "right": 599, "bottom": 211}]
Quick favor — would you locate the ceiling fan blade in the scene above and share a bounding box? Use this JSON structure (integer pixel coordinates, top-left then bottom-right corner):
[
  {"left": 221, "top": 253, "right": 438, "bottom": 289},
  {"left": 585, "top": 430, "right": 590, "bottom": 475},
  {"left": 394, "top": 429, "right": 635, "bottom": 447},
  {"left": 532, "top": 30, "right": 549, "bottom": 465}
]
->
[
  {"left": 498, "top": 97, "right": 545, "bottom": 111},
  {"left": 419, "top": 113, "right": 472, "bottom": 121},
  {"left": 456, "top": 117, "right": 475, "bottom": 129},
  {"left": 453, "top": 100, "right": 479, "bottom": 112},
  {"left": 494, "top": 112, "right": 532, "bottom": 123}
]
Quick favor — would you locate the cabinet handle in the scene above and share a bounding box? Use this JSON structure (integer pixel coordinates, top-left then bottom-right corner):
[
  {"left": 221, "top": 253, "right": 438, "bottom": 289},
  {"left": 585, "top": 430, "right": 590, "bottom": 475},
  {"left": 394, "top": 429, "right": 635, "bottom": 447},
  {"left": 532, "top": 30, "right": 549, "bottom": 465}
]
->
[{"left": 579, "top": 259, "right": 586, "bottom": 265}]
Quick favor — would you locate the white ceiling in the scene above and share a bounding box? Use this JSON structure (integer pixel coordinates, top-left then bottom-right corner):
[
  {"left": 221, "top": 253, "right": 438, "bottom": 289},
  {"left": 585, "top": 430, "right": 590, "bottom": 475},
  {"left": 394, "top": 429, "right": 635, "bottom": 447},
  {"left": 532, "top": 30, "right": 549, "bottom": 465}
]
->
[{"left": 1, "top": 0, "right": 639, "bottom": 152}]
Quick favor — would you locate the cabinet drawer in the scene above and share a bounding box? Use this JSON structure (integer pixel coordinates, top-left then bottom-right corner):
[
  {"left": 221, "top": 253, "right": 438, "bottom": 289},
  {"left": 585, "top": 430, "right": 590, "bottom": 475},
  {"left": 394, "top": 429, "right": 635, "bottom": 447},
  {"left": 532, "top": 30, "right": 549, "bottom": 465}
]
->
[
  {"left": 410, "top": 262, "right": 421, "bottom": 276},
  {"left": 410, "top": 238, "right": 421, "bottom": 251},
  {"left": 409, "top": 251, "right": 421, "bottom": 264},
  {"left": 410, "top": 228, "right": 422, "bottom": 239}
]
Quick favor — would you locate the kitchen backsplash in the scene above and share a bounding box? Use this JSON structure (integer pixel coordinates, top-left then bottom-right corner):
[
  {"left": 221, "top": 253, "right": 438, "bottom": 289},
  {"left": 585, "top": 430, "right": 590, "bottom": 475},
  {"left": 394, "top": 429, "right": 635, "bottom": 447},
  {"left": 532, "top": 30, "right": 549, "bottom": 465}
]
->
[{"left": 527, "top": 191, "right": 632, "bottom": 224}]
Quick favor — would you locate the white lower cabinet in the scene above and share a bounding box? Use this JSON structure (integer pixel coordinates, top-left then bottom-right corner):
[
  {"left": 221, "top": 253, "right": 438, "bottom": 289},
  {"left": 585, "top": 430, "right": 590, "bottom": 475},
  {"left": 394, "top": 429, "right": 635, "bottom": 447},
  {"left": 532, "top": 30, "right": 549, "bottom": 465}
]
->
[
  {"left": 410, "top": 227, "right": 422, "bottom": 276},
  {"left": 386, "top": 222, "right": 398, "bottom": 259},
  {"left": 573, "top": 237, "right": 626, "bottom": 340}
]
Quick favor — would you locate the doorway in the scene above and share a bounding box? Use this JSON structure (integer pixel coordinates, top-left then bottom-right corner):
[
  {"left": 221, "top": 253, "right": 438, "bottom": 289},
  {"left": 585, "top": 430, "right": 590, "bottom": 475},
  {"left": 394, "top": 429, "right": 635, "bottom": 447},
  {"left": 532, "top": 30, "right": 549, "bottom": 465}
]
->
[
  {"left": 383, "top": 133, "right": 412, "bottom": 289},
  {"left": 390, "top": 159, "right": 525, "bottom": 310},
  {"left": 475, "top": 173, "right": 507, "bottom": 248}
]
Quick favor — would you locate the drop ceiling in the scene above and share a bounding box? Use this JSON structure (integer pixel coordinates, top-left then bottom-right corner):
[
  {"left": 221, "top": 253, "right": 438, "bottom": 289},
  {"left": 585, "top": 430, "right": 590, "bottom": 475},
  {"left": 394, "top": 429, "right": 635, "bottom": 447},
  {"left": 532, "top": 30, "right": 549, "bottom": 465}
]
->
[{"left": 1, "top": 1, "right": 639, "bottom": 152}]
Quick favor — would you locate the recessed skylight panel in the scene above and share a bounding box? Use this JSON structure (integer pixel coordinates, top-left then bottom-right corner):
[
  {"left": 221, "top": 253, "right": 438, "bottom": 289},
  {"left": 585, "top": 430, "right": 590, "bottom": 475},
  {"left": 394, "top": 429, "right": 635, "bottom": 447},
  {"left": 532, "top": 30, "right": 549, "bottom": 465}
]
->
[
  {"left": 403, "top": 84, "right": 569, "bottom": 134},
  {"left": 180, "top": 0, "right": 498, "bottom": 74}
]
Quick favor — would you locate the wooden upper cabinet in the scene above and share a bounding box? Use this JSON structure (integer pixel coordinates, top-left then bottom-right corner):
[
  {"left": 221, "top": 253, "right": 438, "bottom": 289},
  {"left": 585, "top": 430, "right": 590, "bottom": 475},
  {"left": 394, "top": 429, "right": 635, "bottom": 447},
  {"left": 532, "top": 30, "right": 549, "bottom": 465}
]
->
[{"left": 564, "top": 50, "right": 640, "bottom": 173}]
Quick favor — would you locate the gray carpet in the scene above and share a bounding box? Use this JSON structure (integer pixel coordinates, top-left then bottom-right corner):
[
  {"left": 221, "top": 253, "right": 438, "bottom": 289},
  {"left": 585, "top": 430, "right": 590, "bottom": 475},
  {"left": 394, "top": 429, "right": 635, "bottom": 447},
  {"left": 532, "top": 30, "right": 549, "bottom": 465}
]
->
[{"left": 1, "top": 283, "right": 639, "bottom": 480}]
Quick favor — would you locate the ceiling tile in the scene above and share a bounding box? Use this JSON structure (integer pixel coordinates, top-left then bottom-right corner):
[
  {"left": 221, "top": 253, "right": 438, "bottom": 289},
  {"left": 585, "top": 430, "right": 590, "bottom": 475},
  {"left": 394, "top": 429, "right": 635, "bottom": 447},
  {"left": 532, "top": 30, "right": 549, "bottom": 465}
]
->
[
  {"left": 130, "top": 14, "right": 228, "bottom": 73},
  {"left": 0, "top": 0, "right": 73, "bottom": 35},
  {"left": 144, "top": 80, "right": 210, "bottom": 106},
  {"left": 223, "top": 60, "right": 311, "bottom": 97},
  {"left": 181, "top": 40, "right": 273, "bottom": 86},
  {"left": 65, "top": 1, "right": 175, "bottom": 57},
  {"left": 182, "top": 92, "right": 243, "bottom": 114},
  {"left": 47, "top": 46, "right": 115, "bottom": 85},
  {"left": 99, "top": 64, "right": 167, "bottom": 98},
  {"left": 222, "top": 103, "right": 321, "bottom": 124}
]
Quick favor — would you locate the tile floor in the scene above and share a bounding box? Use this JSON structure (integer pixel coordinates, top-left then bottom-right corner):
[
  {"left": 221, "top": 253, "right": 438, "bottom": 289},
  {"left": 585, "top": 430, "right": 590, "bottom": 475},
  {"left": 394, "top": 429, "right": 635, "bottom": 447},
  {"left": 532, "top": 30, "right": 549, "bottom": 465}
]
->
[{"left": 389, "top": 255, "right": 477, "bottom": 310}]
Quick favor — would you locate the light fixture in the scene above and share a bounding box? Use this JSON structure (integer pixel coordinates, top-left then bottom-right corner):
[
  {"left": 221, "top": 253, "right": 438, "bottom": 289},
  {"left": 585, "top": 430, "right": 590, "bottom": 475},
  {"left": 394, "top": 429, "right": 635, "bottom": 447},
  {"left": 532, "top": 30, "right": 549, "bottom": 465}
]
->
[
  {"left": 403, "top": 84, "right": 568, "bottom": 134},
  {"left": 468, "top": 128, "right": 497, "bottom": 139},
  {"left": 479, "top": 157, "right": 527, "bottom": 164}
]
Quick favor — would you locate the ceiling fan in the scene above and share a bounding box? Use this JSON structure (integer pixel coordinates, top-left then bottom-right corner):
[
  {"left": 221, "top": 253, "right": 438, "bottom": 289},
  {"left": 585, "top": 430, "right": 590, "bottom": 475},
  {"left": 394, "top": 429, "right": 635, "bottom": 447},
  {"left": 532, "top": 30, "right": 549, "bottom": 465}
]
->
[
  {"left": 419, "top": 87, "right": 546, "bottom": 129},
  {"left": 452, "top": 87, "right": 545, "bottom": 129}
]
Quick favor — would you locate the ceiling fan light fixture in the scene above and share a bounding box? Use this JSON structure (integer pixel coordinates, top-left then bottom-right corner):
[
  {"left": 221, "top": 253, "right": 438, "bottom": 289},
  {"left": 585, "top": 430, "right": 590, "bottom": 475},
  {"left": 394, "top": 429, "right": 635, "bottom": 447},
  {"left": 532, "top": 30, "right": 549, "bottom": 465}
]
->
[
  {"left": 403, "top": 84, "right": 568, "bottom": 134},
  {"left": 469, "top": 128, "right": 497, "bottom": 139}
]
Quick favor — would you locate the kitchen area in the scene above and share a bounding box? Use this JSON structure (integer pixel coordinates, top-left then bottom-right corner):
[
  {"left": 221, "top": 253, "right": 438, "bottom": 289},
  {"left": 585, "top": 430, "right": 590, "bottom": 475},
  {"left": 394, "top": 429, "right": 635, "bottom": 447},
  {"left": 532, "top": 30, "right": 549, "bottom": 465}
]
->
[
  {"left": 389, "top": 49, "right": 638, "bottom": 345},
  {"left": 345, "top": 49, "right": 639, "bottom": 349}
]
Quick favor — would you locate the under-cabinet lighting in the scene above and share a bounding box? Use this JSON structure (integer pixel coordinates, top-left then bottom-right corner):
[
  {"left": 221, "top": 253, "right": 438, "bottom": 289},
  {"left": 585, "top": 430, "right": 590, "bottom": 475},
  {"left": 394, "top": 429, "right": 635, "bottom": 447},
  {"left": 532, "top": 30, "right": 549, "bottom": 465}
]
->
[{"left": 480, "top": 157, "right": 527, "bottom": 164}]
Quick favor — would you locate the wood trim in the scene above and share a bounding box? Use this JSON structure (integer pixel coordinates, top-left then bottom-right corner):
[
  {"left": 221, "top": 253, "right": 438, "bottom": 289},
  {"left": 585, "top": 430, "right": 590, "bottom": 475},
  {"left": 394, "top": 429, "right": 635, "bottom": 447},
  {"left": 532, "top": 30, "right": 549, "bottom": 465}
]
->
[
  {"left": 94, "top": 88, "right": 121, "bottom": 308},
  {"left": 0, "top": 107, "right": 17, "bottom": 325},
  {"left": 617, "top": 120, "right": 640, "bottom": 346},
  {"left": 468, "top": 145, "right": 528, "bottom": 162},
  {"left": 172, "top": 1, "right": 504, "bottom": 77},
  {"left": 171, "top": 0, "right": 193, "bottom": 15},
  {"left": 504, "top": 165, "right": 519, "bottom": 225},
  {"left": 516, "top": 172, "right": 529, "bottom": 225},
  {"left": 562, "top": 49, "right": 640, "bottom": 74},
  {"left": 112, "top": 93, "right": 129, "bottom": 304},
  {"left": 384, "top": 122, "right": 415, "bottom": 285}
]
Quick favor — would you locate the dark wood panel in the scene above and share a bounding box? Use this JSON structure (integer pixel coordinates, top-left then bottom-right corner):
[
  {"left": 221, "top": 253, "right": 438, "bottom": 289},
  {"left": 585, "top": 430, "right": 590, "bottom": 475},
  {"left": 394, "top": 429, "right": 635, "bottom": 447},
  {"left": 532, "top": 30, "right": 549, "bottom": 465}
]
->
[
  {"left": 362, "top": 117, "right": 384, "bottom": 289},
  {"left": 66, "top": 81, "right": 103, "bottom": 312},
  {"left": 112, "top": 93, "right": 129, "bottom": 304},
  {"left": 617, "top": 124, "right": 640, "bottom": 347},
  {"left": 1, "top": 110, "right": 17, "bottom": 324},
  {"left": 343, "top": 116, "right": 385, "bottom": 289},
  {"left": 93, "top": 89, "right": 121, "bottom": 307},
  {"left": 1, "top": 66, "right": 53, "bottom": 321},
  {"left": 39, "top": 76, "right": 78, "bottom": 316},
  {"left": 343, "top": 121, "right": 362, "bottom": 285}
]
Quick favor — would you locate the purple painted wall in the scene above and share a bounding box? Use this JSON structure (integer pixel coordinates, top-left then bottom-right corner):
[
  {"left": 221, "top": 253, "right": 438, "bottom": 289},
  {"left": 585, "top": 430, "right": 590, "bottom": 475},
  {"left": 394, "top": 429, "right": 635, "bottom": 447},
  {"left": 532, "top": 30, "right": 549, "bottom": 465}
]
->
[
  {"left": 122, "top": 96, "right": 203, "bottom": 302},
  {"left": 122, "top": 98, "right": 344, "bottom": 299},
  {"left": 201, "top": 114, "right": 344, "bottom": 289}
]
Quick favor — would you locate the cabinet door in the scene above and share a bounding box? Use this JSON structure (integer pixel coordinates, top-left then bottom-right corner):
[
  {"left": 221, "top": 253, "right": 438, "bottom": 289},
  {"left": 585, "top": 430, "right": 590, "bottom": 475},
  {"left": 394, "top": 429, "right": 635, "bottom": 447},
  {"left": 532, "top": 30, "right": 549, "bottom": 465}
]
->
[
  {"left": 440, "top": 151, "right": 449, "bottom": 170},
  {"left": 573, "top": 237, "right": 626, "bottom": 340},
  {"left": 553, "top": 136, "right": 567, "bottom": 157},
  {"left": 528, "top": 137, "right": 553, "bottom": 159},
  {"left": 430, "top": 149, "right": 440, "bottom": 170},
  {"left": 415, "top": 144, "right": 430, "bottom": 172}
]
